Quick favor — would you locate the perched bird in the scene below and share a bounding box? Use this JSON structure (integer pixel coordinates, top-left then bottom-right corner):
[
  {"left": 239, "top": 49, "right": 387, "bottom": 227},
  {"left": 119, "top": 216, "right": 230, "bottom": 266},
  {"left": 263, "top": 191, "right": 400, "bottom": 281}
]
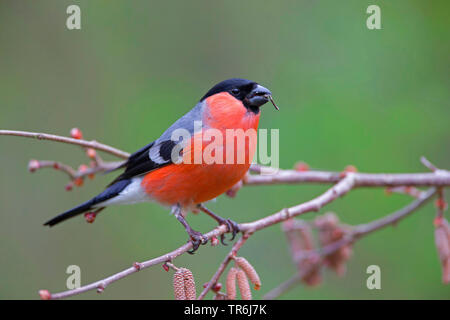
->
[{"left": 44, "top": 78, "right": 278, "bottom": 252}]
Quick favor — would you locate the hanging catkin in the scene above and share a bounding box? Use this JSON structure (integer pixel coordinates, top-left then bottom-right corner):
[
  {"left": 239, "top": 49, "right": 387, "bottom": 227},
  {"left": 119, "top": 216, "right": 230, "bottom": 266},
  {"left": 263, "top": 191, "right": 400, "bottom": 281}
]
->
[
  {"left": 172, "top": 268, "right": 197, "bottom": 300},
  {"left": 235, "top": 257, "right": 261, "bottom": 290},
  {"left": 226, "top": 267, "right": 238, "bottom": 300},
  {"left": 173, "top": 269, "right": 186, "bottom": 300},
  {"left": 236, "top": 269, "right": 252, "bottom": 300}
]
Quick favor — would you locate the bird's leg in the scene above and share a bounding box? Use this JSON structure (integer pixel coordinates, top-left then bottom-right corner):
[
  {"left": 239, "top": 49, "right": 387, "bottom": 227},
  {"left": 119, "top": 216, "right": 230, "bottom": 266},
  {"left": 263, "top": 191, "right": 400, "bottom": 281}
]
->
[
  {"left": 197, "top": 203, "right": 240, "bottom": 245},
  {"left": 171, "top": 204, "right": 207, "bottom": 254}
]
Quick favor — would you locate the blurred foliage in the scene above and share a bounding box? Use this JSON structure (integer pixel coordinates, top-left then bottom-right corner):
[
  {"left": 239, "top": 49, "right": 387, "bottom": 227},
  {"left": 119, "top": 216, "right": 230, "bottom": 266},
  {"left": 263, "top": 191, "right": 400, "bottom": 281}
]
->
[{"left": 0, "top": 1, "right": 449, "bottom": 299}]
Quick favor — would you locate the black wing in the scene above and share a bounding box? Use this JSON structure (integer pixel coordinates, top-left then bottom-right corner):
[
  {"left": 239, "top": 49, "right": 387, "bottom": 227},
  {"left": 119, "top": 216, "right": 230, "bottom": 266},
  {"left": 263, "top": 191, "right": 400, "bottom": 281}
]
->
[
  {"left": 108, "top": 100, "right": 204, "bottom": 186},
  {"left": 107, "top": 140, "right": 178, "bottom": 186}
]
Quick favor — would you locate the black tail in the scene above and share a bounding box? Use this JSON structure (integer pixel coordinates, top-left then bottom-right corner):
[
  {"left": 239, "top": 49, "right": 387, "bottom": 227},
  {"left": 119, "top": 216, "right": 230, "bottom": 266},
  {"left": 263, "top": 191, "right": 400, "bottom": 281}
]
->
[
  {"left": 44, "top": 179, "right": 132, "bottom": 227},
  {"left": 44, "top": 199, "right": 95, "bottom": 226}
]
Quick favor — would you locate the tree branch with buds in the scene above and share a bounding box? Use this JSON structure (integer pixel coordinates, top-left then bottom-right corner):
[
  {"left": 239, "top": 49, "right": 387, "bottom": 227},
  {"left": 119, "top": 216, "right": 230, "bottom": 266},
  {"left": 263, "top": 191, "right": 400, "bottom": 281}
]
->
[{"left": 1, "top": 129, "right": 448, "bottom": 300}]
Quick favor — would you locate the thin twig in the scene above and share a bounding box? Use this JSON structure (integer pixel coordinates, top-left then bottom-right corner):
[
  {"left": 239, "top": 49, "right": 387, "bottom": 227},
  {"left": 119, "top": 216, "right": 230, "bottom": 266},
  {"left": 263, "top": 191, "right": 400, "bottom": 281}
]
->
[
  {"left": 48, "top": 224, "right": 228, "bottom": 299},
  {"left": 0, "top": 130, "right": 130, "bottom": 159},
  {"left": 385, "top": 186, "right": 424, "bottom": 198},
  {"left": 353, "top": 188, "right": 437, "bottom": 237},
  {"left": 197, "top": 233, "right": 252, "bottom": 300},
  {"left": 263, "top": 274, "right": 301, "bottom": 300},
  {"left": 245, "top": 169, "right": 450, "bottom": 187},
  {"left": 31, "top": 160, "right": 77, "bottom": 179},
  {"left": 266, "top": 188, "right": 437, "bottom": 299},
  {"left": 30, "top": 159, "right": 123, "bottom": 180},
  {"left": 240, "top": 174, "right": 357, "bottom": 232},
  {"left": 294, "top": 187, "right": 436, "bottom": 261},
  {"left": 421, "top": 156, "right": 438, "bottom": 172}
]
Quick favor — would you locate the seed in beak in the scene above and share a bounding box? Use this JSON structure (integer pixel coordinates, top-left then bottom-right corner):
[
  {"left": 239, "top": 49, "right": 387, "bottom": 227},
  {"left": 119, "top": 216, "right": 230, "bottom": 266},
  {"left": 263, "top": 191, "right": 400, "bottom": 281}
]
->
[{"left": 265, "top": 95, "right": 280, "bottom": 111}]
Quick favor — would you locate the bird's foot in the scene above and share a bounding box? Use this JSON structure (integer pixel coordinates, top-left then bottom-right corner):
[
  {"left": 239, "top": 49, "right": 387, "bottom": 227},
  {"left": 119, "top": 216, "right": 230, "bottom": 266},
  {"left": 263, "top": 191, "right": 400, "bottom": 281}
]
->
[
  {"left": 197, "top": 204, "right": 240, "bottom": 245},
  {"left": 187, "top": 229, "right": 208, "bottom": 254},
  {"left": 216, "top": 217, "right": 240, "bottom": 245}
]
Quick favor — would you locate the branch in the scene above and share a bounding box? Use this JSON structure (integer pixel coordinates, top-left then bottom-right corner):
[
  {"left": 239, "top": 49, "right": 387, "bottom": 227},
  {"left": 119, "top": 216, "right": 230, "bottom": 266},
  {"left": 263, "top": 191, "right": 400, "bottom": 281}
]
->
[
  {"left": 0, "top": 130, "right": 130, "bottom": 159},
  {"left": 353, "top": 187, "right": 437, "bottom": 237},
  {"left": 197, "top": 233, "right": 252, "bottom": 300},
  {"left": 306, "top": 187, "right": 437, "bottom": 259},
  {"left": 2, "top": 129, "right": 127, "bottom": 191},
  {"left": 240, "top": 174, "right": 357, "bottom": 232},
  {"left": 44, "top": 172, "right": 444, "bottom": 299},
  {"left": 263, "top": 273, "right": 301, "bottom": 300},
  {"left": 245, "top": 167, "right": 450, "bottom": 187},
  {"left": 421, "top": 156, "right": 438, "bottom": 172},
  {"left": 29, "top": 159, "right": 122, "bottom": 180},
  {"left": 48, "top": 224, "right": 229, "bottom": 299},
  {"left": 2, "top": 129, "right": 447, "bottom": 299},
  {"left": 265, "top": 188, "right": 437, "bottom": 299},
  {"left": 385, "top": 186, "right": 424, "bottom": 198},
  {"left": 44, "top": 176, "right": 356, "bottom": 299}
]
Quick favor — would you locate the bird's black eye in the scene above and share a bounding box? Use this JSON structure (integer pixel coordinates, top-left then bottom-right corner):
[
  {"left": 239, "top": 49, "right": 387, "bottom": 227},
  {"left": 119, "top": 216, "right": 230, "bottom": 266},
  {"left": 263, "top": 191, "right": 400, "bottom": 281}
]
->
[{"left": 231, "top": 88, "right": 240, "bottom": 96}]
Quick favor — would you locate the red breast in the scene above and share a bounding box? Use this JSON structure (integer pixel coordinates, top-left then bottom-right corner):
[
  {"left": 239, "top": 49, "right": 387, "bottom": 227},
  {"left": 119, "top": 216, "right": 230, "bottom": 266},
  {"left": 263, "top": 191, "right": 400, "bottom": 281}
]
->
[{"left": 141, "top": 92, "right": 260, "bottom": 208}]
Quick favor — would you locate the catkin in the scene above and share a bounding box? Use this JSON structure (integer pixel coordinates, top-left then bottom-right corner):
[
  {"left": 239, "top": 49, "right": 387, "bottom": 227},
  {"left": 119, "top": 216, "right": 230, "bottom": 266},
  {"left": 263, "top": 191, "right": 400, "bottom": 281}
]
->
[
  {"left": 173, "top": 270, "right": 186, "bottom": 300},
  {"left": 236, "top": 269, "right": 252, "bottom": 300},
  {"left": 315, "top": 212, "right": 352, "bottom": 276},
  {"left": 226, "top": 267, "right": 238, "bottom": 300},
  {"left": 181, "top": 268, "right": 197, "bottom": 300},
  {"left": 435, "top": 220, "right": 450, "bottom": 284},
  {"left": 173, "top": 268, "right": 197, "bottom": 300},
  {"left": 235, "top": 257, "right": 261, "bottom": 290},
  {"left": 283, "top": 221, "right": 322, "bottom": 286}
]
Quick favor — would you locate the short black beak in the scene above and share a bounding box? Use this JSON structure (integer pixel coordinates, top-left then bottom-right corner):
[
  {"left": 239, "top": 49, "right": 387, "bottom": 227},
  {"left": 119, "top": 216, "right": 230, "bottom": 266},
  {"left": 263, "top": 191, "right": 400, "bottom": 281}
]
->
[
  {"left": 246, "top": 84, "right": 279, "bottom": 110},
  {"left": 251, "top": 84, "right": 272, "bottom": 98}
]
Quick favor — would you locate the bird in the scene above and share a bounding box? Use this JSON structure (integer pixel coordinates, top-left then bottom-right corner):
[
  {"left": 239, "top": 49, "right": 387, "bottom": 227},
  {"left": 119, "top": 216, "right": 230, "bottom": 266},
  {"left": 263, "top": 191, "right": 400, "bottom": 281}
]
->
[{"left": 44, "top": 78, "right": 278, "bottom": 252}]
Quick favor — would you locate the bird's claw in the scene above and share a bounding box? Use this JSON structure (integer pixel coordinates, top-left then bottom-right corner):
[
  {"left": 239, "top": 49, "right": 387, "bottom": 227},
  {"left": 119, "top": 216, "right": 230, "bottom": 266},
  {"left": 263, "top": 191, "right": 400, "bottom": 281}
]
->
[
  {"left": 187, "top": 230, "right": 208, "bottom": 254},
  {"left": 219, "top": 219, "right": 240, "bottom": 245}
]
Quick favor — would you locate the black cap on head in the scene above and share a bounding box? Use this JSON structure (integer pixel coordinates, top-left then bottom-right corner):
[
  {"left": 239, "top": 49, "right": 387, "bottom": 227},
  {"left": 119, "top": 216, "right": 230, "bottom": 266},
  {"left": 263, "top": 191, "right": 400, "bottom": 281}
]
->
[{"left": 200, "top": 78, "right": 273, "bottom": 113}]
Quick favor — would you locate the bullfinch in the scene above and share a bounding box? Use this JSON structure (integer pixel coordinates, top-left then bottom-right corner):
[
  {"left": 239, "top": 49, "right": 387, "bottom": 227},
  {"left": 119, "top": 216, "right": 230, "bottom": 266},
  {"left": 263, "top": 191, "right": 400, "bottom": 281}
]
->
[{"left": 44, "top": 78, "right": 278, "bottom": 252}]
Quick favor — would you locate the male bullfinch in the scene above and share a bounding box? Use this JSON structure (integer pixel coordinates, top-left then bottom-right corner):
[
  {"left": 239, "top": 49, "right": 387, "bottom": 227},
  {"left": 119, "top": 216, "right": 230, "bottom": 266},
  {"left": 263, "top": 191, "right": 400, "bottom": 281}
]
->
[{"left": 44, "top": 78, "right": 278, "bottom": 252}]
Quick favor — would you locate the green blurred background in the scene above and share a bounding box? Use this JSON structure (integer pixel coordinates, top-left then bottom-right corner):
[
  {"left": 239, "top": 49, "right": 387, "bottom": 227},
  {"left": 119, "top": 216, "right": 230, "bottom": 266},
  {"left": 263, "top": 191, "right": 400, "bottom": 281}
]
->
[{"left": 0, "top": 0, "right": 449, "bottom": 299}]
